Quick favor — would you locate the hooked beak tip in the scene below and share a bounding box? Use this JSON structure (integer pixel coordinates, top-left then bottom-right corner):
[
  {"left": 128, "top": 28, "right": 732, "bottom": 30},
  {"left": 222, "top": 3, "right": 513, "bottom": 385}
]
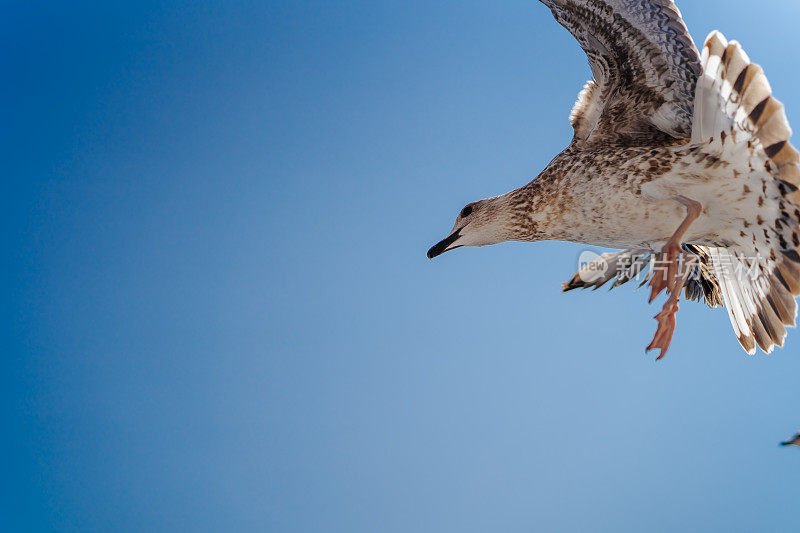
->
[{"left": 427, "top": 229, "right": 462, "bottom": 259}]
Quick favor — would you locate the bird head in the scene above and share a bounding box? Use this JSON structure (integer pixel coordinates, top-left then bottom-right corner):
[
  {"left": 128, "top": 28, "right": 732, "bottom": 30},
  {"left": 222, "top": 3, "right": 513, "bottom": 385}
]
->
[
  {"left": 427, "top": 196, "right": 515, "bottom": 259},
  {"left": 780, "top": 433, "right": 800, "bottom": 447}
]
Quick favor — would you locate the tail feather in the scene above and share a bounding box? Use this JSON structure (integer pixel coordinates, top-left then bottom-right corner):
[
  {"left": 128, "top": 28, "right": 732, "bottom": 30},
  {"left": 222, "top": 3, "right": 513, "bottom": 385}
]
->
[
  {"left": 707, "top": 248, "right": 797, "bottom": 354},
  {"left": 766, "top": 274, "right": 796, "bottom": 326}
]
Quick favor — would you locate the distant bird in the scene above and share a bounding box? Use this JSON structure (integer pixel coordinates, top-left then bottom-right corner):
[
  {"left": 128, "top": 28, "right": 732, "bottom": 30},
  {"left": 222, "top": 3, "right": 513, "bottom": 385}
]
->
[
  {"left": 780, "top": 433, "right": 800, "bottom": 447},
  {"left": 428, "top": 0, "right": 800, "bottom": 358}
]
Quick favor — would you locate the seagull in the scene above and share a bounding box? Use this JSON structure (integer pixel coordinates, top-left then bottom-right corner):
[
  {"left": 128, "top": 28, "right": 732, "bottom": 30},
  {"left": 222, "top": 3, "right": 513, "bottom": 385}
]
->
[
  {"left": 427, "top": 0, "right": 800, "bottom": 358},
  {"left": 781, "top": 433, "right": 800, "bottom": 447}
]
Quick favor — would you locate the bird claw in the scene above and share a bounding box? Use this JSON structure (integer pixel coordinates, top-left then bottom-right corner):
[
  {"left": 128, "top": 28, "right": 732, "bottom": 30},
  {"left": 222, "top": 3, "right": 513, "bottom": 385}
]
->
[{"left": 646, "top": 302, "right": 679, "bottom": 360}]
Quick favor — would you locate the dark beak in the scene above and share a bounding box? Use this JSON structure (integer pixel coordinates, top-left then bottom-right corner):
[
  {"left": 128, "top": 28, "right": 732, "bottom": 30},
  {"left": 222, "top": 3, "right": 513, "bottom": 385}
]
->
[{"left": 427, "top": 229, "right": 463, "bottom": 259}]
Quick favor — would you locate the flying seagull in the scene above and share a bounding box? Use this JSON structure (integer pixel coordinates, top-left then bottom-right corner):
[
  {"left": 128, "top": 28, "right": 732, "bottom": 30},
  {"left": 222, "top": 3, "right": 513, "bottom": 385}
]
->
[
  {"left": 781, "top": 432, "right": 800, "bottom": 447},
  {"left": 428, "top": 0, "right": 800, "bottom": 358}
]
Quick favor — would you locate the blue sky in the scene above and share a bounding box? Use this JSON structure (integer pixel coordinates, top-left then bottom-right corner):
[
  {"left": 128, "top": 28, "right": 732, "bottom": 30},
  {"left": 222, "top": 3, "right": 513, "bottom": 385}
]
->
[{"left": 6, "top": 1, "right": 800, "bottom": 531}]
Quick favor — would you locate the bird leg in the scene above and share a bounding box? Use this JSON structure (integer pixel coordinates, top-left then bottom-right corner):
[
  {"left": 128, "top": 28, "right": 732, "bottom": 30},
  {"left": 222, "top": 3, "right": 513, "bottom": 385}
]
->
[
  {"left": 646, "top": 196, "right": 702, "bottom": 359},
  {"left": 647, "top": 254, "right": 697, "bottom": 359},
  {"left": 648, "top": 196, "right": 702, "bottom": 303}
]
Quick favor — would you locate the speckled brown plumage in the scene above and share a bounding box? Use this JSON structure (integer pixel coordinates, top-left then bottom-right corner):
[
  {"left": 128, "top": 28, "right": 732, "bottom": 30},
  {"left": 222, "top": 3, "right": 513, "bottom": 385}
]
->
[{"left": 427, "top": 0, "right": 800, "bottom": 356}]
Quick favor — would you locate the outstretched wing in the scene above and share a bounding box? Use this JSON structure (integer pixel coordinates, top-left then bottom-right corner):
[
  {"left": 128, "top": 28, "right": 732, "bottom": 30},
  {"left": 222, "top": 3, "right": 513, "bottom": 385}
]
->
[
  {"left": 540, "top": 0, "right": 702, "bottom": 146},
  {"left": 562, "top": 246, "right": 724, "bottom": 309}
]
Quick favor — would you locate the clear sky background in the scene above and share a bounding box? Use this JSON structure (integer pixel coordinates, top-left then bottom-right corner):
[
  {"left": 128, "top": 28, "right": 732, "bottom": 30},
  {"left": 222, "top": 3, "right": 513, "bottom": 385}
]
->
[{"left": 6, "top": 1, "right": 800, "bottom": 531}]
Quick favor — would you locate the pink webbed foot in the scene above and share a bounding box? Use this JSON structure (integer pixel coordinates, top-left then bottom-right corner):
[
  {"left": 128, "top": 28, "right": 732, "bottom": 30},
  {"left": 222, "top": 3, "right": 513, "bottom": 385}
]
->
[
  {"left": 645, "top": 252, "right": 697, "bottom": 360},
  {"left": 644, "top": 196, "right": 702, "bottom": 359},
  {"left": 646, "top": 300, "right": 679, "bottom": 360}
]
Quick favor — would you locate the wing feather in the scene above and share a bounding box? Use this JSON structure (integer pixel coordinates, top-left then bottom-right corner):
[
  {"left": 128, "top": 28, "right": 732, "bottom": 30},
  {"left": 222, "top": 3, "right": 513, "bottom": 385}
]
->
[{"left": 540, "top": 0, "right": 701, "bottom": 145}]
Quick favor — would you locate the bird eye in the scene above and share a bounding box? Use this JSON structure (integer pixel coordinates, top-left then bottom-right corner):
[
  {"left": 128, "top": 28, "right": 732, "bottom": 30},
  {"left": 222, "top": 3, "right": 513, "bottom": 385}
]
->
[{"left": 460, "top": 205, "right": 473, "bottom": 218}]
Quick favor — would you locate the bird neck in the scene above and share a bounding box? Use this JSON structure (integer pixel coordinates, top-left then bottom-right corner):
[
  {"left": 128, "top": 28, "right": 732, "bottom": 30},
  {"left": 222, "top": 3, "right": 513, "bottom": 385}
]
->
[{"left": 495, "top": 179, "right": 561, "bottom": 243}]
